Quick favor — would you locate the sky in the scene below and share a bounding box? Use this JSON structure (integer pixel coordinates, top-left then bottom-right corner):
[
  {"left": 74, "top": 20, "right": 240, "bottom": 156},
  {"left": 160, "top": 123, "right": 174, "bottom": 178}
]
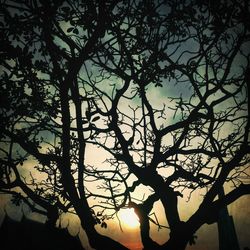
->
[
  {"left": 1, "top": 181, "right": 250, "bottom": 250},
  {"left": 1, "top": 48, "right": 249, "bottom": 250},
  {"left": 1, "top": 1, "right": 250, "bottom": 250}
]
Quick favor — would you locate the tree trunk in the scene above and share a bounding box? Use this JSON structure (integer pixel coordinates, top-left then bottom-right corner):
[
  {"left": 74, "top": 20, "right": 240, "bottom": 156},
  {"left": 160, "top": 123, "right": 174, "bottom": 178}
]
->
[
  {"left": 74, "top": 199, "right": 128, "bottom": 250},
  {"left": 162, "top": 223, "right": 192, "bottom": 250}
]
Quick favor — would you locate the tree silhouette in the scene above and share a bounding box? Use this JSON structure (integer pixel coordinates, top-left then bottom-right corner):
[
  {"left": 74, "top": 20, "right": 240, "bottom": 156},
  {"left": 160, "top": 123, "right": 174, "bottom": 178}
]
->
[{"left": 0, "top": 1, "right": 250, "bottom": 250}]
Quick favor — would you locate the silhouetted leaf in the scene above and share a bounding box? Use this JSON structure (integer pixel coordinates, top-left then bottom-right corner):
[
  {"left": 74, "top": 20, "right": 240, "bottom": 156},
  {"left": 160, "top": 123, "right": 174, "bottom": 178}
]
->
[
  {"left": 82, "top": 119, "right": 89, "bottom": 124},
  {"left": 73, "top": 28, "right": 79, "bottom": 34},
  {"left": 92, "top": 116, "right": 100, "bottom": 122},
  {"left": 67, "top": 27, "right": 74, "bottom": 33},
  {"left": 11, "top": 193, "right": 22, "bottom": 206},
  {"left": 97, "top": 211, "right": 102, "bottom": 217},
  {"left": 189, "top": 235, "right": 197, "bottom": 245},
  {"left": 86, "top": 110, "right": 90, "bottom": 120},
  {"left": 101, "top": 222, "right": 107, "bottom": 228},
  {"left": 155, "top": 82, "right": 163, "bottom": 87}
]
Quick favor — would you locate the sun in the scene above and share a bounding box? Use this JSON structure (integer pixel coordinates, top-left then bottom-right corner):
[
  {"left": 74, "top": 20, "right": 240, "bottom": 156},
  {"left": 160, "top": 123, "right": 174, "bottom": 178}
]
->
[{"left": 118, "top": 208, "right": 140, "bottom": 229}]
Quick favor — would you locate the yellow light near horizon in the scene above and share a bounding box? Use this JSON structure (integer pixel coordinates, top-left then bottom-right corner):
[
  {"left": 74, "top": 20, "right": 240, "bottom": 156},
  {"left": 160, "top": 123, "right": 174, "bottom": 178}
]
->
[{"left": 118, "top": 208, "right": 140, "bottom": 229}]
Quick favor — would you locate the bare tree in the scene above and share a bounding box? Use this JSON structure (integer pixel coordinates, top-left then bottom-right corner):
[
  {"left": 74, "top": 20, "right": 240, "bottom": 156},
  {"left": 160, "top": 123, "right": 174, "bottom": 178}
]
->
[{"left": 0, "top": 1, "right": 250, "bottom": 250}]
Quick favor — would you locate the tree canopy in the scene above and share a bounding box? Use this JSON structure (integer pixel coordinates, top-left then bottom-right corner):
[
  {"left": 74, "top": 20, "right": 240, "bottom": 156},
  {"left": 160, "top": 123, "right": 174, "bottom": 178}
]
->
[{"left": 0, "top": 0, "right": 250, "bottom": 249}]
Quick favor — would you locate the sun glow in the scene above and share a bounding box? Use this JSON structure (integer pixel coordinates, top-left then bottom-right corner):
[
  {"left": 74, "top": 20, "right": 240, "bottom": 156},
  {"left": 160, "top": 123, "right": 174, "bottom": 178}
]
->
[{"left": 118, "top": 208, "right": 140, "bottom": 229}]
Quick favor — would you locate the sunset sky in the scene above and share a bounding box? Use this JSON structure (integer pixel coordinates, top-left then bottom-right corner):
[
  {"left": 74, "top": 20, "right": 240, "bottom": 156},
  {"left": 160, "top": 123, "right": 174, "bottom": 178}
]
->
[
  {"left": 1, "top": 185, "right": 250, "bottom": 249},
  {"left": 1, "top": 1, "right": 250, "bottom": 250}
]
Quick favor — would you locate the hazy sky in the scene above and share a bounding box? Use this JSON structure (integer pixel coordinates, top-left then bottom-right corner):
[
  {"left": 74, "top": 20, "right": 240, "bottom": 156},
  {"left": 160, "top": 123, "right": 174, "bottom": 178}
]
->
[
  {"left": 1, "top": 1, "right": 250, "bottom": 250},
  {"left": 1, "top": 186, "right": 250, "bottom": 250}
]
